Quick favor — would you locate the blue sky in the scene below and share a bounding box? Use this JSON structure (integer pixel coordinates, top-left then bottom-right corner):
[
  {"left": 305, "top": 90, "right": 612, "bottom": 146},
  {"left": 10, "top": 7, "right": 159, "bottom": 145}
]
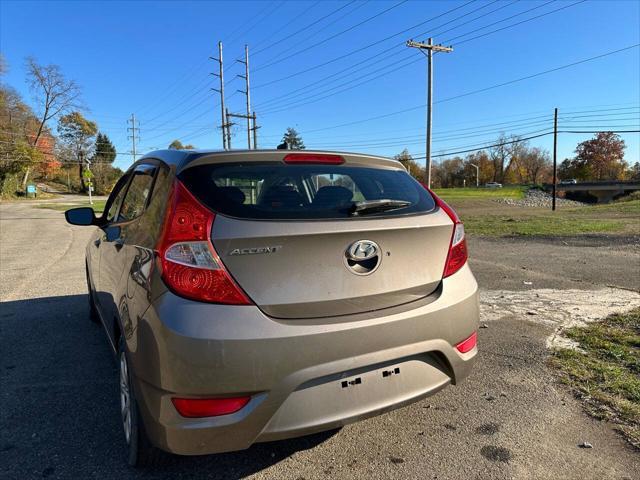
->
[{"left": 1, "top": 0, "right": 639, "bottom": 170}]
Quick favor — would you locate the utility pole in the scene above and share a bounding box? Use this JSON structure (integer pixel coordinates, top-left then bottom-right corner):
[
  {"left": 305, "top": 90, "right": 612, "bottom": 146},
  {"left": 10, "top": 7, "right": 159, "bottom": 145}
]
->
[
  {"left": 406, "top": 38, "right": 453, "bottom": 188},
  {"left": 237, "top": 44, "right": 252, "bottom": 149},
  {"left": 86, "top": 156, "right": 93, "bottom": 205},
  {"left": 225, "top": 108, "right": 234, "bottom": 149},
  {"left": 250, "top": 112, "right": 260, "bottom": 149},
  {"left": 127, "top": 113, "right": 140, "bottom": 163},
  {"left": 552, "top": 107, "right": 558, "bottom": 211},
  {"left": 211, "top": 41, "right": 228, "bottom": 149}
]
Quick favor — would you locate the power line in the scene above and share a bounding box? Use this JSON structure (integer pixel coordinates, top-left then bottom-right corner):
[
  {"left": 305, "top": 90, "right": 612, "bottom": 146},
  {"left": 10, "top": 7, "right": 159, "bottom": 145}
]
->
[
  {"left": 251, "top": 1, "right": 323, "bottom": 56},
  {"left": 443, "top": 0, "right": 586, "bottom": 47},
  {"left": 256, "top": 0, "right": 589, "bottom": 114},
  {"left": 142, "top": 76, "right": 212, "bottom": 125},
  {"left": 254, "top": 0, "right": 364, "bottom": 55},
  {"left": 251, "top": 0, "right": 477, "bottom": 91},
  {"left": 306, "top": 119, "right": 557, "bottom": 149},
  {"left": 559, "top": 129, "right": 640, "bottom": 134},
  {"left": 253, "top": 0, "right": 410, "bottom": 73},
  {"left": 223, "top": 0, "right": 286, "bottom": 46},
  {"left": 436, "top": 44, "right": 640, "bottom": 104},
  {"left": 135, "top": 58, "right": 210, "bottom": 117},
  {"left": 296, "top": 44, "right": 640, "bottom": 135},
  {"left": 254, "top": 1, "right": 370, "bottom": 70},
  {"left": 253, "top": 0, "right": 562, "bottom": 108},
  {"left": 259, "top": 53, "right": 420, "bottom": 115},
  {"left": 421, "top": 129, "right": 640, "bottom": 159},
  {"left": 136, "top": 0, "right": 288, "bottom": 123}
]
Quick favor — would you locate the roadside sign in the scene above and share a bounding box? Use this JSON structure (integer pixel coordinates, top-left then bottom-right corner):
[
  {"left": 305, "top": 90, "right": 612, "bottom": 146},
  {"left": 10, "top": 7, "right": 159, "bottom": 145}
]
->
[{"left": 26, "top": 184, "right": 37, "bottom": 198}]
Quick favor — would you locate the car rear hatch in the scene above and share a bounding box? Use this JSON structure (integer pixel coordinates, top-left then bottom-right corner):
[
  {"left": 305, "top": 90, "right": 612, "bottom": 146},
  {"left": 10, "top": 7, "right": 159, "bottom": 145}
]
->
[{"left": 179, "top": 151, "right": 454, "bottom": 319}]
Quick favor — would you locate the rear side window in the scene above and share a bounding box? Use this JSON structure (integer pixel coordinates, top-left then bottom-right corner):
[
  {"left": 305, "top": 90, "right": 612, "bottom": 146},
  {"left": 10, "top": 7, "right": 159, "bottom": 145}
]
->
[
  {"left": 179, "top": 162, "right": 435, "bottom": 220},
  {"left": 119, "top": 165, "right": 157, "bottom": 221},
  {"left": 104, "top": 174, "right": 130, "bottom": 222}
]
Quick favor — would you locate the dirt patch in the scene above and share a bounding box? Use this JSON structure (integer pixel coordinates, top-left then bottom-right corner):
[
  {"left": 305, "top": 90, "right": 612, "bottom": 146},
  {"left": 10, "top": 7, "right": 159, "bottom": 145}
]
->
[{"left": 479, "top": 288, "right": 640, "bottom": 349}]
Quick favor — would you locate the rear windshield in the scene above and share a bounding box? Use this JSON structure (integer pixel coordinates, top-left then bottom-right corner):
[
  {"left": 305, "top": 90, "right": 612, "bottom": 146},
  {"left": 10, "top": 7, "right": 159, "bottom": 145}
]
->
[{"left": 179, "top": 162, "right": 435, "bottom": 220}]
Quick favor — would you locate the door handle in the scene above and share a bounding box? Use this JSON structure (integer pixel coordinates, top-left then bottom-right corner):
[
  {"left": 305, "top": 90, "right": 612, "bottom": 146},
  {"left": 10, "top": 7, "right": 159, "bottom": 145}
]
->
[{"left": 94, "top": 239, "right": 101, "bottom": 247}]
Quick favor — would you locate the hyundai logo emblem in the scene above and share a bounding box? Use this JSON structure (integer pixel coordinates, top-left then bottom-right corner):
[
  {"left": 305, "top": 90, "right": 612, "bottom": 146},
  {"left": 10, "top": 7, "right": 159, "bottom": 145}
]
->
[
  {"left": 346, "top": 240, "right": 379, "bottom": 260},
  {"left": 345, "top": 240, "right": 382, "bottom": 275}
]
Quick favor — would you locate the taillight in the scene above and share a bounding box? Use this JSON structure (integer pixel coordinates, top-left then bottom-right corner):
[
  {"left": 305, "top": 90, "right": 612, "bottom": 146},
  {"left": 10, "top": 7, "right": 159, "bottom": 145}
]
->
[
  {"left": 171, "top": 396, "right": 250, "bottom": 418},
  {"left": 283, "top": 153, "right": 345, "bottom": 164},
  {"left": 426, "top": 188, "right": 468, "bottom": 278},
  {"left": 156, "top": 181, "right": 251, "bottom": 304}
]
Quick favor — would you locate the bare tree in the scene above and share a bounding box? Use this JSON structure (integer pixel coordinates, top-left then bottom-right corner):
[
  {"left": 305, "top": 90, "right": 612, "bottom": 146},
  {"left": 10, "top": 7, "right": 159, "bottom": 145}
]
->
[
  {"left": 22, "top": 57, "right": 81, "bottom": 186},
  {"left": 519, "top": 147, "right": 551, "bottom": 184},
  {"left": 489, "top": 134, "right": 525, "bottom": 183}
]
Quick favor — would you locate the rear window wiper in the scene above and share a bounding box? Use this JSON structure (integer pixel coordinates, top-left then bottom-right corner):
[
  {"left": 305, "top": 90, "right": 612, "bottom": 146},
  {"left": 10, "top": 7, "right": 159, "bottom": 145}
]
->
[{"left": 349, "top": 199, "right": 411, "bottom": 216}]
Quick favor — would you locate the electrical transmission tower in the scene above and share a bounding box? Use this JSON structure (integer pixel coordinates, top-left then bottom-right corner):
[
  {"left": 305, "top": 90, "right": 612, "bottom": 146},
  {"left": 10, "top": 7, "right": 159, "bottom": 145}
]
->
[
  {"left": 406, "top": 38, "right": 453, "bottom": 188},
  {"left": 236, "top": 45, "right": 253, "bottom": 149},
  {"left": 127, "top": 113, "right": 140, "bottom": 162},
  {"left": 211, "top": 41, "right": 231, "bottom": 149},
  {"left": 213, "top": 41, "right": 258, "bottom": 150}
]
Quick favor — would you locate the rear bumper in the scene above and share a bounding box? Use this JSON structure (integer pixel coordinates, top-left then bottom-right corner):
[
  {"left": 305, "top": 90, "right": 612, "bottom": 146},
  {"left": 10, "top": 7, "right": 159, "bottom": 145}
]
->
[{"left": 128, "top": 263, "right": 479, "bottom": 455}]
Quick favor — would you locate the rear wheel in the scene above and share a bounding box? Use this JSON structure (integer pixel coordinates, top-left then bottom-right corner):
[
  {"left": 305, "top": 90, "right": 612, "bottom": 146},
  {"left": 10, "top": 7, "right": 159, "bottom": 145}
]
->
[
  {"left": 86, "top": 266, "right": 99, "bottom": 324},
  {"left": 118, "top": 338, "right": 164, "bottom": 467}
]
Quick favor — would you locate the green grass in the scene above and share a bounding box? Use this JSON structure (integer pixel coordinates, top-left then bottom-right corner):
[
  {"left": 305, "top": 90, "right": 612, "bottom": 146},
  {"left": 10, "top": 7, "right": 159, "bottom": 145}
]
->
[
  {"left": 38, "top": 200, "right": 106, "bottom": 214},
  {"left": 433, "top": 186, "right": 526, "bottom": 201},
  {"left": 463, "top": 215, "right": 625, "bottom": 236},
  {"left": 462, "top": 200, "right": 640, "bottom": 237},
  {"left": 549, "top": 309, "right": 640, "bottom": 448}
]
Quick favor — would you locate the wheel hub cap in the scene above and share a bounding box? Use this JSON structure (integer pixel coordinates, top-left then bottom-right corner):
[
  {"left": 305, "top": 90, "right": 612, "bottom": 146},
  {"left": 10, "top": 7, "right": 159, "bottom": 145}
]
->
[{"left": 119, "top": 352, "right": 132, "bottom": 444}]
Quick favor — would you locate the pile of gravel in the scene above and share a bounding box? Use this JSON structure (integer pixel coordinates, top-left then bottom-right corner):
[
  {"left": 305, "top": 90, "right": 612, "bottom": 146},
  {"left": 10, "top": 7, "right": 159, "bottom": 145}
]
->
[{"left": 495, "top": 189, "right": 586, "bottom": 208}]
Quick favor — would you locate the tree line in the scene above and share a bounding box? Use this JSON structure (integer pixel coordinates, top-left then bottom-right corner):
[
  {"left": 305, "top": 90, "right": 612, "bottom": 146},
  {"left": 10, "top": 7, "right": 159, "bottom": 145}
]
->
[
  {"left": 394, "top": 131, "right": 637, "bottom": 188},
  {"left": 0, "top": 55, "right": 121, "bottom": 197}
]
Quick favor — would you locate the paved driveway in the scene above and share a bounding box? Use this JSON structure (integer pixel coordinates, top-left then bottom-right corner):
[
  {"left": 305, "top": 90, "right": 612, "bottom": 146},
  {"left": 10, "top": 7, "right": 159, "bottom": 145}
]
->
[{"left": 1, "top": 200, "right": 638, "bottom": 479}]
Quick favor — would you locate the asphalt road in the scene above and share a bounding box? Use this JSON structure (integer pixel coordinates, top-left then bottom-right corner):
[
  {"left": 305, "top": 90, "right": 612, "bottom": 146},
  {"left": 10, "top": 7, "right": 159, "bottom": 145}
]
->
[{"left": 1, "top": 200, "right": 639, "bottom": 480}]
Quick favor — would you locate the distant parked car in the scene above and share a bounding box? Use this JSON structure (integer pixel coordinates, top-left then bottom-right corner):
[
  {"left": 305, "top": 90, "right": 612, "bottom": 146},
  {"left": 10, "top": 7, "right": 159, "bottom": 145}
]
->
[
  {"left": 560, "top": 179, "right": 578, "bottom": 185},
  {"left": 485, "top": 182, "right": 502, "bottom": 188}
]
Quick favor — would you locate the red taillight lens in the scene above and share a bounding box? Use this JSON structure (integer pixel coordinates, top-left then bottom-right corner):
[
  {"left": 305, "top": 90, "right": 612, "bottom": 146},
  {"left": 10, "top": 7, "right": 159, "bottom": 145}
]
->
[
  {"left": 171, "top": 396, "right": 251, "bottom": 418},
  {"left": 283, "top": 153, "right": 345, "bottom": 164},
  {"left": 426, "top": 188, "right": 468, "bottom": 278},
  {"left": 455, "top": 331, "right": 477, "bottom": 354},
  {"left": 156, "top": 181, "right": 251, "bottom": 305},
  {"left": 444, "top": 224, "right": 468, "bottom": 277}
]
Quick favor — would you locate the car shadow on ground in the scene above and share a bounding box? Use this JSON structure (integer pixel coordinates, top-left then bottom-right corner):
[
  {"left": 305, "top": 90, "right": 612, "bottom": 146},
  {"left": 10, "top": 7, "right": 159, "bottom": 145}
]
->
[{"left": 0, "top": 294, "right": 337, "bottom": 479}]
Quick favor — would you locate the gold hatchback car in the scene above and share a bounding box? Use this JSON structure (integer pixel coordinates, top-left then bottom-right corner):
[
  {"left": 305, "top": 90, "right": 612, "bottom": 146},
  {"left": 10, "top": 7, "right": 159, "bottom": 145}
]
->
[{"left": 66, "top": 149, "right": 479, "bottom": 466}]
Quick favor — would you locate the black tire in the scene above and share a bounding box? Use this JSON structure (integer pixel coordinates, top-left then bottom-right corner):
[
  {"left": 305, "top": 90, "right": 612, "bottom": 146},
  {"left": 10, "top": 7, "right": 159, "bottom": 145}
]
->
[
  {"left": 117, "top": 338, "right": 165, "bottom": 467},
  {"left": 86, "top": 266, "right": 100, "bottom": 324}
]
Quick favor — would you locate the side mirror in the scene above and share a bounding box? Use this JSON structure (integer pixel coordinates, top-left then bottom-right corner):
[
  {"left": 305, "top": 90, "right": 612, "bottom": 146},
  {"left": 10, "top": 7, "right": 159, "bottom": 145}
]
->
[{"left": 65, "top": 207, "right": 97, "bottom": 226}]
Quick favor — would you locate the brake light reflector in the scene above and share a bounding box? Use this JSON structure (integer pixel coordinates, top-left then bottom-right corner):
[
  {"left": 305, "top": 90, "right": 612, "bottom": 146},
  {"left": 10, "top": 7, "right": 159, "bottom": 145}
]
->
[
  {"left": 455, "top": 331, "right": 477, "bottom": 354},
  {"left": 283, "top": 153, "right": 345, "bottom": 164},
  {"left": 172, "top": 396, "right": 251, "bottom": 418},
  {"left": 156, "top": 181, "right": 251, "bottom": 304}
]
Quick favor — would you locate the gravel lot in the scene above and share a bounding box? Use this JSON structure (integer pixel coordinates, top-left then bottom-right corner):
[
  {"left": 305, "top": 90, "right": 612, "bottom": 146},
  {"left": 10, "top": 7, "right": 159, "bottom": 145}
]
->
[
  {"left": 1, "top": 199, "right": 639, "bottom": 480},
  {"left": 495, "top": 189, "right": 586, "bottom": 208}
]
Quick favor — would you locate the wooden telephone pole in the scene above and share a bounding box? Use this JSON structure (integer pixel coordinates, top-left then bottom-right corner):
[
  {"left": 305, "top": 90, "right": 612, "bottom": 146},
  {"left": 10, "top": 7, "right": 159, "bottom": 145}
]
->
[
  {"left": 552, "top": 107, "right": 558, "bottom": 211},
  {"left": 406, "top": 38, "right": 453, "bottom": 188}
]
